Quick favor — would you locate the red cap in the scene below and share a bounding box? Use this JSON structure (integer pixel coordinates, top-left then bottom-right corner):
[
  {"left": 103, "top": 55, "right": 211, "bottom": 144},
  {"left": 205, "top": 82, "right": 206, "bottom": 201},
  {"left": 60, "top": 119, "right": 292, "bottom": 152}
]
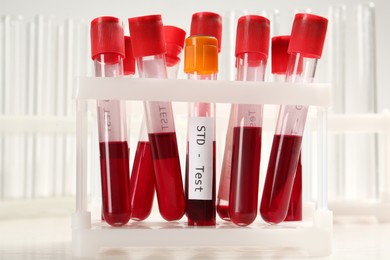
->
[
  {"left": 190, "top": 12, "right": 222, "bottom": 52},
  {"left": 90, "top": 16, "right": 125, "bottom": 61},
  {"left": 164, "top": 25, "right": 186, "bottom": 67},
  {"left": 123, "top": 36, "right": 136, "bottom": 75},
  {"left": 272, "top": 36, "right": 290, "bottom": 74},
  {"left": 288, "top": 13, "right": 328, "bottom": 58},
  {"left": 128, "top": 15, "right": 166, "bottom": 57},
  {"left": 235, "top": 15, "right": 270, "bottom": 65}
]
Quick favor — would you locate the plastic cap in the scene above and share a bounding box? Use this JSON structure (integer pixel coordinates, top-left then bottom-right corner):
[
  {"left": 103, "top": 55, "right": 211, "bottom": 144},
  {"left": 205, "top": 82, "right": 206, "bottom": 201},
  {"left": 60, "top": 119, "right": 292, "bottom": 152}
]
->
[
  {"left": 90, "top": 16, "right": 125, "bottom": 61},
  {"left": 184, "top": 36, "right": 218, "bottom": 75},
  {"left": 235, "top": 15, "right": 270, "bottom": 64},
  {"left": 288, "top": 13, "right": 328, "bottom": 58},
  {"left": 164, "top": 25, "right": 186, "bottom": 67},
  {"left": 272, "top": 36, "right": 290, "bottom": 74},
  {"left": 123, "top": 36, "right": 136, "bottom": 75},
  {"left": 128, "top": 15, "right": 165, "bottom": 57},
  {"left": 190, "top": 12, "right": 222, "bottom": 52}
]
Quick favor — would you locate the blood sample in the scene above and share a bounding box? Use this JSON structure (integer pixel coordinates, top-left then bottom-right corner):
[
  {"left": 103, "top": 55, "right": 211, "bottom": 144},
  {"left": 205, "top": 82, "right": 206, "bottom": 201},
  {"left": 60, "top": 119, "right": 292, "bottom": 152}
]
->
[
  {"left": 260, "top": 13, "right": 328, "bottom": 224},
  {"left": 271, "top": 35, "right": 303, "bottom": 221},
  {"left": 125, "top": 35, "right": 154, "bottom": 221},
  {"left": 216, "top": 105, "right": 234, "bottom": 221},
  {"left": 90, "top": 16, "right": 131, "bottom": 226},
  {"left": 228, "top": 15, "right": 270, "bottom": 226},
  {"left": 285, "top": 155, "right": 302, "bottom": 221},
  {"left": 184, "top": 36, "right": 218, "bottom": 226},
  {"left": 189, "top": 11, "right": 227, "bottom": 223},
  {"left": 129, "top": 120, "right": 155, "bottom": 221},
  {"left": 129, "top": 15, "right": 185, "bottom": 221},
  {"left": 129, "top": 26, "right": 185, "bottom": 221}
]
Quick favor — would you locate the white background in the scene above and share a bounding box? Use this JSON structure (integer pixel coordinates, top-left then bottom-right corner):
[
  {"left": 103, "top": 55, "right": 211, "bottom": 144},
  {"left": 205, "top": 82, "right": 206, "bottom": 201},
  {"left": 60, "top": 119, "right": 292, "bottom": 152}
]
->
[{"left": 3, "top": 0, "right": 389, "bottom": 111}]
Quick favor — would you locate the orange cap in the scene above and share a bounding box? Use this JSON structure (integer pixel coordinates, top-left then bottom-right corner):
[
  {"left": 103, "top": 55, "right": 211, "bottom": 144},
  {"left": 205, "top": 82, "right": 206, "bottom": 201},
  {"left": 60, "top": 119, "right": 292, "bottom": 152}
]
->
[{"left": 184, "top": 36, "right": 218, "bottom": 75}]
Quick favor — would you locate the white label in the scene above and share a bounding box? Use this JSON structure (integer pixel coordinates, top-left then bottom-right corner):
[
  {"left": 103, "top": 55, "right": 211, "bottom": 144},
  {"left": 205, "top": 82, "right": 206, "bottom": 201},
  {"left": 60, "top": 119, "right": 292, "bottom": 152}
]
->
[
  {"left": 188, "top": 117, "right": 214, "bottom": 200},
  {"left": 144, "top": 101, "right": 175, "bottom": 133},
  {"left": 97, "top": 100, "right": 125, "bottom": 142}
]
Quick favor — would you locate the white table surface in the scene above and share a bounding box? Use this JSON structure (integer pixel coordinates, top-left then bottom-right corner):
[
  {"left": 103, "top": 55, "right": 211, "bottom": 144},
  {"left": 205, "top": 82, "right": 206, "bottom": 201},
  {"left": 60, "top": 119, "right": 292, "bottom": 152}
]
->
[{"left": 1, "top": 215, "right": 390, "bottom": 259}]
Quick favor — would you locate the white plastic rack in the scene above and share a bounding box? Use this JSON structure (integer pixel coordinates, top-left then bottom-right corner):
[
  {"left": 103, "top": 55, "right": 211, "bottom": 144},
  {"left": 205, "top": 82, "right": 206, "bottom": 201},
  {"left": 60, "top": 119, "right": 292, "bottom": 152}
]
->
[{"left": 73, "top": 77, "right": 333, "bottom": 257}]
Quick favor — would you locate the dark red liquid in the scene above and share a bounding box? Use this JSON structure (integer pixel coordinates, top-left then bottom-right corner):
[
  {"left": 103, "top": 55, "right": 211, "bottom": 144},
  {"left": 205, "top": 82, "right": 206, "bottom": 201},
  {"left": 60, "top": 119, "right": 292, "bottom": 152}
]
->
[
  {"left": 129, "top": 141, "right": 155, "bottom": 221},
  {"left": 99, "top": 141, "right": 131, "bottom": 226},
  {"left": 217, "top": 201, "right": 230, "bottom": 221},
  {"left": 285, "top": 154, "right": 302, "bottom": 221},
  {"left": 229, "top": 127, "right": 262, "bottom": 226},
  {"left": 148, "top": 132, "right": 185, "bottom": 221},
  {"left": 217, "top": 136, "right": 233, "bottom": 221},
  {"left": 260, "top": 134, "right": 302, "bottom": 224},
  {"left": 185, "top": 142, "right": 216, "bottom": 226}
]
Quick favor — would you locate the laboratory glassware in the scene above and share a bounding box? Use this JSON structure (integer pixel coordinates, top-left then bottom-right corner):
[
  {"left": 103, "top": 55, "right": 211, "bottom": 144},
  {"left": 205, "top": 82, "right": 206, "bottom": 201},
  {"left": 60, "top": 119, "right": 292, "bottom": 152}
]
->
[
  {"left": 184, "top": 36, "right": 218, "bottom": 226},
  {"left": 129, "top": 15, "right": 185, "bottom": 221},
  {"left": 90, "top": 16, "right": 131, "bottom": 226},
  {"left": 228, "top": 15, "right": 270, "bottom": 226},
  {"left": 271, "top": 35, "right": 302, "bottom": 221},
  {"left": 260, "top": 13, "right": 328, "bottom": 224}
]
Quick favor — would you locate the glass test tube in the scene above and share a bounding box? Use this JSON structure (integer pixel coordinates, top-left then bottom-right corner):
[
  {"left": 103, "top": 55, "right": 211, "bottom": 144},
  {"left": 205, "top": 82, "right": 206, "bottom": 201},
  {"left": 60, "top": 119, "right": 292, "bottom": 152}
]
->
[
  {"left": 129, "top": 26, "right": 186, "bottom": 221},
  {"left": 130, "top": 118, "right": 155, "bottom": 221},
  {"left": 90, "top": 17, "right": 131, "bottom": 226},
  {"left": 128, "top": 15, "right": 185, "bottom": 221},
  {"left": 216, "top": 105, "right": 234, "bottom": 221},
  {"left": 228, "top": 16, "right": 270, "bottom": 226},
  {"left": 260, "top": 14, "right": 328, "bottom": 224},
  {"left": 352, "top": 3, "right": 378, "bottom": 200},
  {"left": 190, "top": 12, "right": 233, "bottom": 223},
  {"left": 184, "top": 36, "right": 218, "bottom": 226},
  {"left": 124, "top": 35, "right": 155, "bottom": 221},
  {"left": 271, "top": 35, "right": 302, "bottom": 221},
  {"left": 328, "top": 5, "right": 347, "bottom": 201}
]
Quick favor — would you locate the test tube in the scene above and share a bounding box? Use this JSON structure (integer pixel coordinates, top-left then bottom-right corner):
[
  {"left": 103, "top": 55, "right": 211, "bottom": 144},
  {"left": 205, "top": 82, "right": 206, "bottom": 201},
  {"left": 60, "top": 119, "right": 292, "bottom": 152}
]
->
[
  {"left": 353, "top": 3, "right": 378, "bottom": 200},
  {"left": 271, "top": 35, "right": 302, "bottom": 221},
  {"left": 328, "top": 5, "right": 347, "bottom": 202},
  {"left": 228, "top": 16, "right": 270, "bottom": 226},
  {"left": 184, "top": 36, "right": 218, "bottom": 226},
  {"left": 164, "top": 25, "right": 186, "bottom": 79},
  {"left": 124, "top": 35, "right": 155, "bottom": 221},
  {"left": 216, "top": 105, "right": 234, "bottom": 221},
  {"left": 128, "top": 15, "right": 185, "bottom": 221},
  {"left": 90, "top": 17, "right": 131, "bottom": 226},
  {"left": 189, "top": 11, "right": 229, "bottom": 222},
  {"left": 129, "top": 26, "right": 186, "bottom": 221},
  {"left": 130, "top": 119, "right": 155, "bottom": 221},
  {"left": 260, "top": 14, "right": 328, "bottom": 224}
]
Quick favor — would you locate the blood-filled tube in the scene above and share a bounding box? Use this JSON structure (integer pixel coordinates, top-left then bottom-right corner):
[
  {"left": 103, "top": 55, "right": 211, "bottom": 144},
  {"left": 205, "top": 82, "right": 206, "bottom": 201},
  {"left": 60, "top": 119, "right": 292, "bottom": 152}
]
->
[
  {"left": 271, "top": 35, "right": 302, "bottom": 221},
  {"left": 124, "top": 36, "right": 155, "bottom": 221},
  {"left": 128, "top": 15, "right": 185, "bottom": 221},
  {"left": 184, "top": 36, "right": 218, "bottom": 226},
  {"left": 189, "top": 11, "right": 233, "bottom": 222},
  {"left": 130, "top": 119, "right": 155, "bottom": 221},
  {"left": 129, "top": 27, "right": 185, "bottom": 221},
  {"left": 228, "top": 15, "right": 270, "bottom": 226},
  {"left": 216, "top": 105, "right": 234, "bottom": 221},
  {"left": 260, "top": 14, "right": 328, "bottom": 224},
  {"left": 90, "top": 17, "right": 131, "bottom": 226}
]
